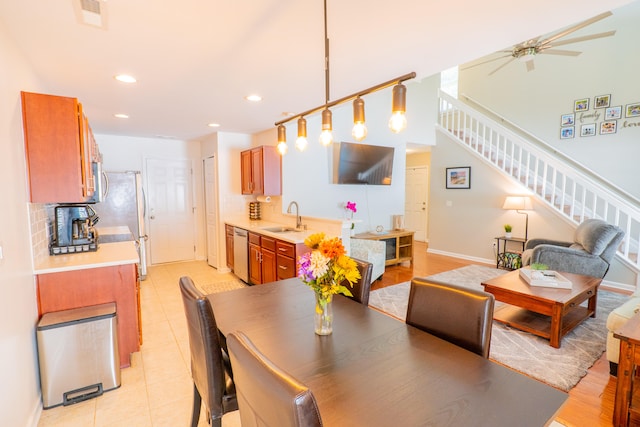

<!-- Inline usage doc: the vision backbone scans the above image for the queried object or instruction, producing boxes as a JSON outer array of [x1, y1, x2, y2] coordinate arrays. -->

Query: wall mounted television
[[333, 141, 395, 185]]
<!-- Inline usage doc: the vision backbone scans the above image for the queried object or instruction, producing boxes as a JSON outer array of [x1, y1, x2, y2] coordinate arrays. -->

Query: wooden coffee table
[[481, 269, 602, 348]]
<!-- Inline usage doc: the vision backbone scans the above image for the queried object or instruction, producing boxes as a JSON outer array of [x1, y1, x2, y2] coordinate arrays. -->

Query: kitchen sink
[[261, 226, 302, 233]]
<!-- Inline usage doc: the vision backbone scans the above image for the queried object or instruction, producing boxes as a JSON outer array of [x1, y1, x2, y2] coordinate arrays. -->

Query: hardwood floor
[[378, 241, 618, 427]]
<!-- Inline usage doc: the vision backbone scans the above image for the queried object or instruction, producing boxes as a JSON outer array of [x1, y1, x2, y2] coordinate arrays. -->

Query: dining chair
[[227, 331, 323, 427], [341, 257, 373, 306], [406, 278, 495, 358], [179, 276, 238, 427]]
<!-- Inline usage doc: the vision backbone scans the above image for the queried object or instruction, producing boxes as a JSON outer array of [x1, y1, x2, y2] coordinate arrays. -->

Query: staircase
[[436, 90, 639, 273]]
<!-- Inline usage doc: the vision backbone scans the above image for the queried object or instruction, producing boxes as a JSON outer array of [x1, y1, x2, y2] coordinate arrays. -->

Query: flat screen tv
[[334, 142, 395, 185]]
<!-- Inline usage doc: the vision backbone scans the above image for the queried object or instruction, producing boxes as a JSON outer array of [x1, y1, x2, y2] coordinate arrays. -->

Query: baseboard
[[27, 395, 43, 427], [426, 248, 495, 266]]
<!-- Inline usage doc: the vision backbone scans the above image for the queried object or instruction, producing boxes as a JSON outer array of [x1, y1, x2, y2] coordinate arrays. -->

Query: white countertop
[[34, 240, 139, 275], [224, 217, 315, 244]]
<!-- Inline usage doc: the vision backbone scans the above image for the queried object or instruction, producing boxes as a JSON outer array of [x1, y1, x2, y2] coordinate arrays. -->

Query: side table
[[613, 312, 640, 426], [495, 236, 526, 270]]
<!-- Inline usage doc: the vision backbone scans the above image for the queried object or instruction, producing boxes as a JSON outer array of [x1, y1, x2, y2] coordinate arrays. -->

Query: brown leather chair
[[340, 257, 373, 306], [406, 278, 495, 358], [227, 331, 323, 427], [179, 276, 238, 427]]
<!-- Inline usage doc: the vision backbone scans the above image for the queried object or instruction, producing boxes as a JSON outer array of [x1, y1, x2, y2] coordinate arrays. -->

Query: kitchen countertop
[[35, 226, 139, 274], [224, 217, 315, 244]]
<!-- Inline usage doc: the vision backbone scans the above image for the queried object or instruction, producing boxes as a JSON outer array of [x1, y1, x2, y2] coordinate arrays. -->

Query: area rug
[[196, 279, 247, 295], [369, 265, 628, 392]]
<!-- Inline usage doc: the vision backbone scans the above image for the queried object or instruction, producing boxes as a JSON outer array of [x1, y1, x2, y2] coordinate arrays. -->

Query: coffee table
[[481, 269, 602, 348]]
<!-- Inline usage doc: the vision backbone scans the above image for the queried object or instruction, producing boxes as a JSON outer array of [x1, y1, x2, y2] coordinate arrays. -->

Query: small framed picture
[[580, 123, 596, 137], [574, 98, 589, 112], [594, 94, 611, 109], [561, 113, 575, 126], [600, 121, 617, 135], [560, 126, 575, 139], [445, 166, 471, 189], [605, 106, 622, 120], [626, 103, 640, 118]]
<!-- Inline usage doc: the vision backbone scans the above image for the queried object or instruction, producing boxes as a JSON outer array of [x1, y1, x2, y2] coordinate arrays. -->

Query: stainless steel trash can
[[37, 302, 121, 409]]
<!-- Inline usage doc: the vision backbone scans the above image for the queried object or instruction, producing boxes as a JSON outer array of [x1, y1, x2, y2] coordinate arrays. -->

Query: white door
[[146, 158, 196, 264], [204, 156, 218, 268], [405, 167, 428, 242]]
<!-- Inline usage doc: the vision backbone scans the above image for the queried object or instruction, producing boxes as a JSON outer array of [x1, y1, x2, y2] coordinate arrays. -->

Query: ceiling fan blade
[[526, 60, 535, 72], [542, 30, 616, 48], [537, 11, 613, 46], [538, 48, 582, 56], [488, 57, 517, 76], [461, 54, 512, 71]]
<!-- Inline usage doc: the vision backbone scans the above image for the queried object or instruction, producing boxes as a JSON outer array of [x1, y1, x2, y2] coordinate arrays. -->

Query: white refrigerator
[[94, 171, 148, 279]]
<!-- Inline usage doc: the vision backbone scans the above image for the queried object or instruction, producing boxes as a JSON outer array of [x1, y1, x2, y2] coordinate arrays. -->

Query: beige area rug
[[196, 280, 247, 295], [369, 264, 628, 392]]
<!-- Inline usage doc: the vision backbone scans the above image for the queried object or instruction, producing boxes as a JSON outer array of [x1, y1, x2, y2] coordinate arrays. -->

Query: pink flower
[[345, 201, 357, 213]]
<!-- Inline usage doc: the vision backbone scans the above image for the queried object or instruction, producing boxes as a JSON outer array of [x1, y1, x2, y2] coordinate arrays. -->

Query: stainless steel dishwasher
[[233, 227, 249, 283]]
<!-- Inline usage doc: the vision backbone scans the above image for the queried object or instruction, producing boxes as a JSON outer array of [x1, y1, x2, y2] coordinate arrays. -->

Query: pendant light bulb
[[276, 124, 288, 155], [319, 108, 333, 146], [389, 83, 407, 133], [352, 97, 367, 141], [295, 117, 308, 152]]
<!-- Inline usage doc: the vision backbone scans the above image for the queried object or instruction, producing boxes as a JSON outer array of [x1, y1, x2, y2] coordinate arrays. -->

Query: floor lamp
[[502, 196, 533, 240]]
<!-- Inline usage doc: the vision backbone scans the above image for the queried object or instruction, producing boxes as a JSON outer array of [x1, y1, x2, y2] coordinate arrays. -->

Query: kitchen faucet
[[286, 201, 303, 230]]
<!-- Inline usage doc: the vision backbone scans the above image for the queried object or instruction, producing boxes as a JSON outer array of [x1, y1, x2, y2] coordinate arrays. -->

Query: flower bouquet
[[297, 232, 361, 334]]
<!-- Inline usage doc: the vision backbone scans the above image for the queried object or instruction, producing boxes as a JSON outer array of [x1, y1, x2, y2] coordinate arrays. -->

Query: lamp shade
[[502, 196, 533, 210]]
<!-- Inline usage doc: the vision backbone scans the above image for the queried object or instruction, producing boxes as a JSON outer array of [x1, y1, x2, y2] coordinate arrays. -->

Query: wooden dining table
[[208, 278, 567, 426]]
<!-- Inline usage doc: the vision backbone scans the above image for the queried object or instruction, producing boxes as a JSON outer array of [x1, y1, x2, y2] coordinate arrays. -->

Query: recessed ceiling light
[[208, 123, 221, 128], [114, 74, 137, 83], [114, 113, 129, 119], [245, 94, 262, 102]]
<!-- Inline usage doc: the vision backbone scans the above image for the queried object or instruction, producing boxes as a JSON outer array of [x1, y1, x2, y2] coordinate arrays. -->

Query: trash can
[[36, 302, 121, 409]]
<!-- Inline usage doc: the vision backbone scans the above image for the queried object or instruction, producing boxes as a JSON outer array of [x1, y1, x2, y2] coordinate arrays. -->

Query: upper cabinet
[[21, 91, 99, 203], [241, 145, 281, 195]]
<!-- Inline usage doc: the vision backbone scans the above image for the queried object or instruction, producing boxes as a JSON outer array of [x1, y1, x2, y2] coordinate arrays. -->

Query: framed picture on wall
[[580, 123, 596, 137], [594, 94, 611, 108], [600, 121, 617, 135], [560, 126, 575, 139], [561, 113, 575, 126], [574, 98, 589, 112], [605, 106, 622, 120], [445, 167, 471, 189], [626, 103, 640, 118]]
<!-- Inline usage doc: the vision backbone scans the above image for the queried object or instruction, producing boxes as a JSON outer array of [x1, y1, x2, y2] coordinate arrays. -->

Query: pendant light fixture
[[295, 117, 308, 151], [277, 124, 288, 155], [388, 83, 407, 133], [273, 0, 415, 155], [352, 97, 367, 141]]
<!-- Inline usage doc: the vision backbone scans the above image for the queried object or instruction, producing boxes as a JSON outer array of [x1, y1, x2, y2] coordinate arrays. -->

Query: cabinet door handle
[[278, 248, 287, 252]]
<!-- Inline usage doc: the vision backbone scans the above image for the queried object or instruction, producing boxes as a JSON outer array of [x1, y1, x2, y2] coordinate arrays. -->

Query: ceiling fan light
[[352, 97, 367, 141], [319, 108, 333, 146]]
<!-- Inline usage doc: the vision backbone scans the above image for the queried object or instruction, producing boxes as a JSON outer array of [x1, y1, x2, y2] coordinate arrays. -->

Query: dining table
[[207, 278, 568, 426]]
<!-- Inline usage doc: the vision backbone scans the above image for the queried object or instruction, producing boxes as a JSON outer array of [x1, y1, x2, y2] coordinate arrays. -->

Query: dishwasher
[[233, 227, 249, 283]]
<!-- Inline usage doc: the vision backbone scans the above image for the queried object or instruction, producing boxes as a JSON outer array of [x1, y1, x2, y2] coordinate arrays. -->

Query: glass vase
[[314, 293, 333, 335]]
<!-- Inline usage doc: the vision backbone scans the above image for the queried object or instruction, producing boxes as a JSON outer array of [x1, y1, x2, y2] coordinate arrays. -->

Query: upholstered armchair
[[350, 238, 385, 281], [521, 219, 624, 279]]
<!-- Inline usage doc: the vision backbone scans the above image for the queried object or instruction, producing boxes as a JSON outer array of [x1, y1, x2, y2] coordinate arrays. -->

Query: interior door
[[204, 156, 218, 268], [405, 166, 428, 242], [146, 158, 196, 264]]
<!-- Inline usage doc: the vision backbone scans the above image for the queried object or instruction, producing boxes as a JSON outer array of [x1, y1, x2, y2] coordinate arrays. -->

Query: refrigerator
[[94, 171, 148, 279]]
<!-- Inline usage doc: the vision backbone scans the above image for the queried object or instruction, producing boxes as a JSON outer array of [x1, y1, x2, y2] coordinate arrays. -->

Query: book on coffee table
[[519, 268, 573, 289]]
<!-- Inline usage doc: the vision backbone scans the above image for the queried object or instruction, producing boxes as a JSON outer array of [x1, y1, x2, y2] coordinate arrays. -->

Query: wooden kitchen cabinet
[[241, 145, 281, 195], [225, 224, 234, 269], [36, 264, 140, 368], [248, 232, 277, 285], [21, 91, 98, 203]]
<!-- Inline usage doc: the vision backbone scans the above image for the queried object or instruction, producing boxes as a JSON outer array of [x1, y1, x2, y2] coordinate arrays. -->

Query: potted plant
[[504, 224, 513, 238]]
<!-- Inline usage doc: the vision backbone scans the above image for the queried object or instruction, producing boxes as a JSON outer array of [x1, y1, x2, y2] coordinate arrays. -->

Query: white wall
[[0, 24, 45, 427]]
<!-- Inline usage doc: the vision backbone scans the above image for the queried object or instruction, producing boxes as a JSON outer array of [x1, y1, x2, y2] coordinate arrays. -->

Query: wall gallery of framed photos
[[559, 93, 640, 140]]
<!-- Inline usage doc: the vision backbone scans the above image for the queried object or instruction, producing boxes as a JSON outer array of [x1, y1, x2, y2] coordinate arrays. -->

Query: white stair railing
[[437, 90, 640, 271]]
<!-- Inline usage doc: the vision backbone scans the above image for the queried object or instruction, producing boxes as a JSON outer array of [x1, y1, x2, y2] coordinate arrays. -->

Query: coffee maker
[[50, 205, 99, 255]]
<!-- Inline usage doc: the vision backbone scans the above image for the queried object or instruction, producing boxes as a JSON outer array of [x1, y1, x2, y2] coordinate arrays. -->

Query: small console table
[[352, 230, 414, 266], [614, 312, 640, 426], [495, 236, 526, 270]]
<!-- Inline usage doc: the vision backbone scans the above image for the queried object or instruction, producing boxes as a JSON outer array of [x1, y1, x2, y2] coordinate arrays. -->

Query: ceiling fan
[[466, 11, 616, 76]]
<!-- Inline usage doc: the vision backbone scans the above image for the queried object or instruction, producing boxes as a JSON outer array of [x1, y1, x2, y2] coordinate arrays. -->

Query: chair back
[[406, 278, 495, 358], [573, 218, 625, 262], [179, 276, 236, 423], [342, 258, 373, 306], [227, 331, 323, 427]]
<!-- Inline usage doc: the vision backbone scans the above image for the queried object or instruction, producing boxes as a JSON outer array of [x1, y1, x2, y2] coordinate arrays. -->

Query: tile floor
[[37, 261, 241, 427]]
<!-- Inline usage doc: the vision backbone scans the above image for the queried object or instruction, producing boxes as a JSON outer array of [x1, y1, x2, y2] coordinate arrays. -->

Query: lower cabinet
[[36, 264, 140, 368], [225, 224, 234, 269], [249, 232, 277, 285]]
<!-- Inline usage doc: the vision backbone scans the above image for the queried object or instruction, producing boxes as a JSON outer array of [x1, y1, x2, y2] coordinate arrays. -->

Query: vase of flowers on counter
[[297, 233, 361, 335], [344, 201, 357, 235]]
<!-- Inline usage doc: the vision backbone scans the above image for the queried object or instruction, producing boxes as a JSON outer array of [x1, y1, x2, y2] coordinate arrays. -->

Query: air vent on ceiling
[[73, 0, 108, 29]]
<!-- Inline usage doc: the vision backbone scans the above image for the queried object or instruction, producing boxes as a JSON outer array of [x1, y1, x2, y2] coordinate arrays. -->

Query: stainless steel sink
[[261, 226, 302, 233]]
